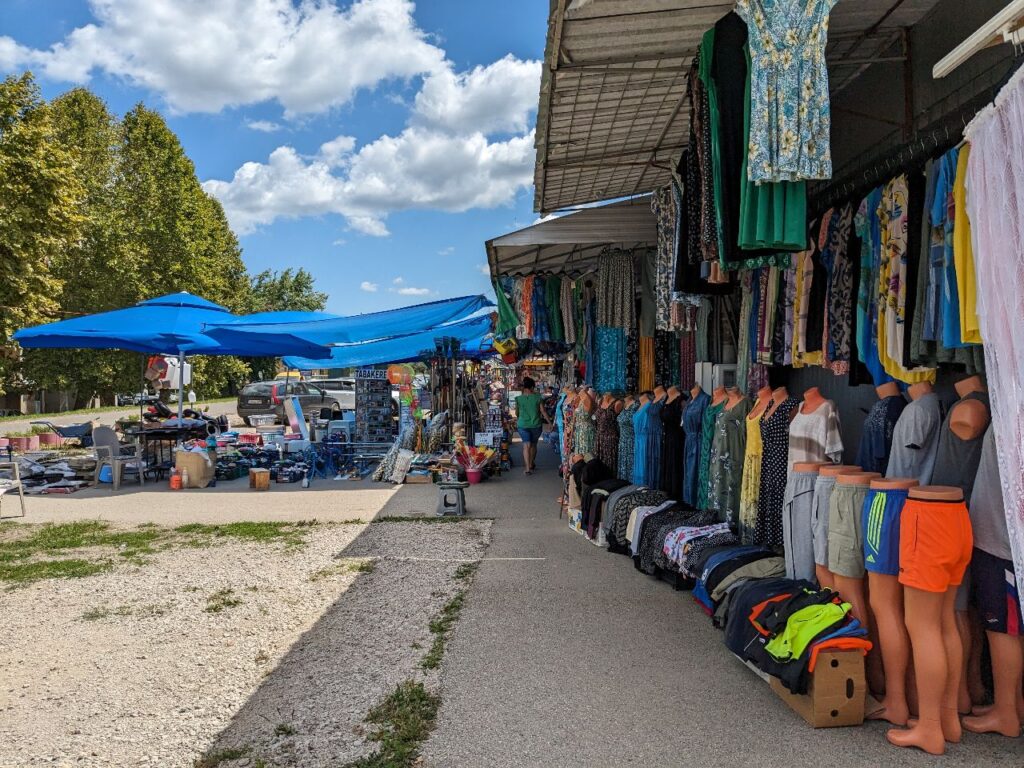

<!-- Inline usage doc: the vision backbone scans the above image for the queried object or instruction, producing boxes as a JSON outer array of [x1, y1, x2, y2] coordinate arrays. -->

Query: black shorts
[[971, 548, 1023, 636]]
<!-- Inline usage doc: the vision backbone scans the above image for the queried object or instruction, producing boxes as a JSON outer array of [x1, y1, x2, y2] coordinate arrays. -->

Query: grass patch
[[194, 746, 251, 767], [0, 558, 110, 585], [345, 681, 440, 768], [421, 592, 466, 670], [274, 723, 296, 737], [82, 602, 173, 621], [373, 515, 487, 524], [309, 558, 376, 581], [453, 562, 479, 580], [204, 588, 242, 614]]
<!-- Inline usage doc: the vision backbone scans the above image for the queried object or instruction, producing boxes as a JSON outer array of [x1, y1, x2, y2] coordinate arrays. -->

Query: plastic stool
[[436, 482, 469, 516]]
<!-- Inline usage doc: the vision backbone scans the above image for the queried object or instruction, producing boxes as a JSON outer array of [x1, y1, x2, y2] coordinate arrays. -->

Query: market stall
[[492, 0, 1024, 754]]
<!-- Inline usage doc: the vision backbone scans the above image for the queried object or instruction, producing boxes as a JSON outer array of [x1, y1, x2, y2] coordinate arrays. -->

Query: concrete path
[[419, 446, 1023, 767]]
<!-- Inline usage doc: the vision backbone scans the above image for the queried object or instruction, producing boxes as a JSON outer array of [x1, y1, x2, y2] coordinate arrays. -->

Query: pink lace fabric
[[965, 66, 1024, 592]]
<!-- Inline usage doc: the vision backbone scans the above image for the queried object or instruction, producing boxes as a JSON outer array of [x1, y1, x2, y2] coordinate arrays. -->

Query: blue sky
[[0, 0, 548, 314]]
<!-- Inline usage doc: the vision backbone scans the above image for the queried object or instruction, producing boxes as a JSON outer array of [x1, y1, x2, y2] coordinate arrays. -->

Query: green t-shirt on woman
[[516, 393, 543, 429]]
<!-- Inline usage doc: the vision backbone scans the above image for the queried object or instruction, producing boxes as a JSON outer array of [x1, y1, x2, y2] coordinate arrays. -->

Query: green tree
[[245, 268, 329, 381], [20, 88, 138, 406], [0, 73, 83, 396]]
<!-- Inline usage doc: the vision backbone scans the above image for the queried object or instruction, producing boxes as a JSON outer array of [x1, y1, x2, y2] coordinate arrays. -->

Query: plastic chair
[[436, 482, 468, 516], [93, 426, 145, 491], [0, 461, 26, 519]]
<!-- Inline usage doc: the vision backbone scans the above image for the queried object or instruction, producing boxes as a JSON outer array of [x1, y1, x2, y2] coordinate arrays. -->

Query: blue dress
[[631, 401, 651, 486], [682, 390, 711, 507], [643, 397, 666, 488]]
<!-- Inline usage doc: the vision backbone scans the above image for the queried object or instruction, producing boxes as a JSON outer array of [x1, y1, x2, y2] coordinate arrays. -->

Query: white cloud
[[246, 119, 284, 133], [438, 246, 454, 256], [1, 0, 446, 115], [392, 277, 404, 285], [360, 281, 378, 292], [395, 286, 430, 296], [413, 55, 541, 134], [476, 263, 491, 276], [204, 128, 535, 236]]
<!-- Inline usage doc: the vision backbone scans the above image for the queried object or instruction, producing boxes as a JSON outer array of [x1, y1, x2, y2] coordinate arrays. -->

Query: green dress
[[697, 399, 726, 510], [708, 398, 753, 525]]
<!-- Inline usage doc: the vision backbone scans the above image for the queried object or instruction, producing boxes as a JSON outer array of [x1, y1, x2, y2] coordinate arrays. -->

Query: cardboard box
[[175, 451, 215, 489], [769, 650, 866, 728]]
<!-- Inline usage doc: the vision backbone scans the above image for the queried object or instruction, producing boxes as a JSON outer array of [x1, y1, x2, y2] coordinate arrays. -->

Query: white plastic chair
[[93, 426, 145, 491], [0, 461, 26, 519]]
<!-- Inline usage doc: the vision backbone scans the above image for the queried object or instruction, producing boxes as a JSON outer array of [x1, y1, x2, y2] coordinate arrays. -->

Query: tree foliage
[[2, 74, 329, 403]]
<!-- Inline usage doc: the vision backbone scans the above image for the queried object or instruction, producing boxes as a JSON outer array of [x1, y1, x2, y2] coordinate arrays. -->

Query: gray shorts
[[812, 475, 837, 567], [783, 471, 818, 582], [828, 482, 870, 579]]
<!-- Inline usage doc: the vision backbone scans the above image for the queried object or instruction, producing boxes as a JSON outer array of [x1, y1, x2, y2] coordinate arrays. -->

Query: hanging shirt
[[952, 144, 982, 344], [856, 395, 907, 474], [786, 400, 843, 469], [736, 0, 837, 183]]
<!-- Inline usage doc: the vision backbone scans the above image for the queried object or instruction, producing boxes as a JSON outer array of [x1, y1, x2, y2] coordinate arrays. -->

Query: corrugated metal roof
[[487, 197, 655, 277], [534, 0, 942, 213]]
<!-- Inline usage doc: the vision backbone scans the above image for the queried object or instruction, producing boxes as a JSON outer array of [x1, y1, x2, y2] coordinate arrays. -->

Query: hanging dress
[[682, 390, 712, 507], [738, 409, 765, 544], [755, 396, 800, 548], [594, 404, 620, 474], [573, 407, 597, 458], [617, 401, 640, 482], [644, 397, 667, 489], [631, 401, 652, 486], [658, 396, 685, 500], [697, 399, 727, 510], [708, 398, 753, 525]]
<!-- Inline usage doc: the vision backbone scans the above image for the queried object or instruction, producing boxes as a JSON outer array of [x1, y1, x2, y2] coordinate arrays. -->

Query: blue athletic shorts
[[862, 488, 908, 576], [518, 426, 542, 445]]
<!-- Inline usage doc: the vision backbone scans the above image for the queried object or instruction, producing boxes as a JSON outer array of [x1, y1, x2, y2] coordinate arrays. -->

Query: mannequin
[[690, 383, 703, 401], [653, 384, 667, 402], [764, 386, 790, 418], [578, 391, 595, 414], [666, 385, 682, 403], [832, 470, 882, 691], [711, 385, 728, 406], [600, 393, 615, 410], [949, 376, 988, 441], [888, 484, 969, 755], [748, 386, 773, 420], [623, 394, 636, 409], [877, 381, 900, 399], [802, 386, 826, 413], [725, 386, 745, 409], [793, 462, 826, 472], [612, 398, 624, 415], [867, 476, 920, 726], [812, 464, 857, 590], [907, 381, 932, 401], [639, 392, 652, 405]]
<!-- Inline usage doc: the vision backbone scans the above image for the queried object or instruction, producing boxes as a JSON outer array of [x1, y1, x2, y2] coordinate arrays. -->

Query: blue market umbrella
[[14, 292, 331, 421], [205, 294, 493, 349], [281, 313, 495, 370]]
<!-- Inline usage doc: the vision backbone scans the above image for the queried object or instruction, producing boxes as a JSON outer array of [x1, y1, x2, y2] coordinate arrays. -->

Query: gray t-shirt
[[885, 392, 941, 485], [969, 428, 1011, 560]]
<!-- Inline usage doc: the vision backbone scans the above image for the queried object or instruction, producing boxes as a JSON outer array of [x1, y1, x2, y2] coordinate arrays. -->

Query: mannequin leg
[[815, 564, 835, 591], [939, 587, 963, 743], [887, 586, 960, 754], [867, 572, 911, 725], [963, 633, 1024, 737], [835, 574, 884, 693], [955, 610, 973, 712]]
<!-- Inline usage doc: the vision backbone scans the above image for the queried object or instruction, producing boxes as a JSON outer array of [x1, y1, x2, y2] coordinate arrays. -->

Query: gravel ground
[[0, 519, 491, 767]]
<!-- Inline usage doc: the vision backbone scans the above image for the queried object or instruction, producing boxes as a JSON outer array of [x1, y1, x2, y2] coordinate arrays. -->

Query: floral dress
[[617, 401, 640, 481], [573, 407, 597, 458], [738, 410, 764, 544], [707, 398, 752, 525], [736, 0, 837, 183], [594, 404, 620, 474]]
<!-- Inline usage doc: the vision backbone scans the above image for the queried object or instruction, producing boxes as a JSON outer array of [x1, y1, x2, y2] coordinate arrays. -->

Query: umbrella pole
[[177, 351, 185, 425], [140, 354, 145, 424]]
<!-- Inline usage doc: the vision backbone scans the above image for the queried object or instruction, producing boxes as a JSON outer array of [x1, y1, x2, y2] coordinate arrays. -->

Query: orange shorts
[[898, 498, 973, 593]]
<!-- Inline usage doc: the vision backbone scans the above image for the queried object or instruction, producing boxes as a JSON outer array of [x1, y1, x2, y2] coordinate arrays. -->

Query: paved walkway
[[415, 447, 1022, 767]]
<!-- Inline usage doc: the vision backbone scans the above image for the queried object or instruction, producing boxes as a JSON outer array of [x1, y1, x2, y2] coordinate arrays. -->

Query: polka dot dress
[[755, 397, 799, 548]]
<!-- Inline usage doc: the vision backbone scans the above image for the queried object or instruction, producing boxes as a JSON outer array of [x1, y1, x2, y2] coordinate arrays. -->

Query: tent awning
[[486, 197, 655, 278], [534, 0, 943, 214]]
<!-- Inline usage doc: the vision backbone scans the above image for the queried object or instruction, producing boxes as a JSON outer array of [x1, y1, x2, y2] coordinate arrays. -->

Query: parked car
[[308, 378, 355, 412], [116, 391, 160, 407], [236, 381, 343, 426]]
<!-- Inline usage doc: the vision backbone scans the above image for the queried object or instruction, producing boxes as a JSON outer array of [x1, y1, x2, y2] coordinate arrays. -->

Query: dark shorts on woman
[[518, 426, 542, 445]]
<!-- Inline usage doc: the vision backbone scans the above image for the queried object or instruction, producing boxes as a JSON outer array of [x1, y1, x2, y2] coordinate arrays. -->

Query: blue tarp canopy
[[282, 313, 494, 370], [13, 293, 330, 358], [205, 294, 492, 348]]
